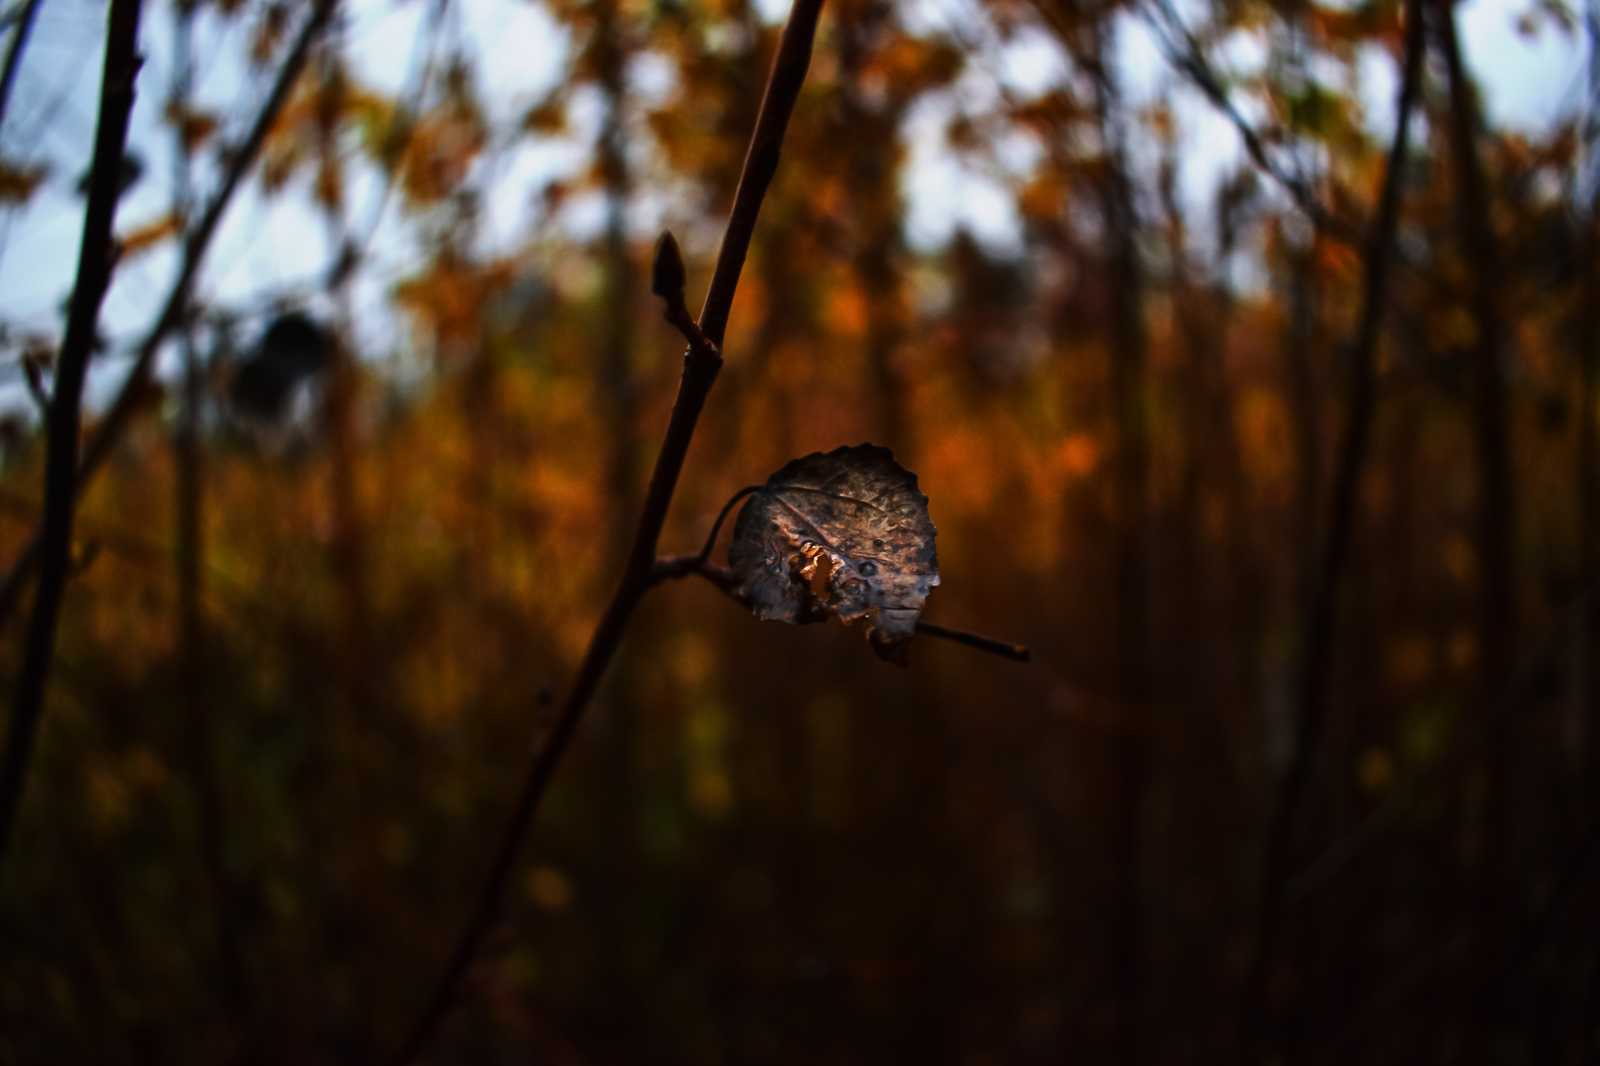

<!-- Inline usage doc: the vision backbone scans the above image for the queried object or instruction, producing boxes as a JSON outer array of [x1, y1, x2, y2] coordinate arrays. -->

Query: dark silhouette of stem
[[1434, 0, 1517, 938], [388, 1, 824, 1059], [651, 549, 1032, 664], [837, 0, 905, 449], [1243, 1, 1425, 1055], [0, 0, 336, 634], [0, 0, 144, 867], [1283, 582, 1595, 908], [911, 621, 1030, 663], [1138, 0, 1363, 247], [693, 483, 760, 560], [1583, 0, 1600, 825], [0, 0, 42, 138], [1076, 11, 1152, 1061]]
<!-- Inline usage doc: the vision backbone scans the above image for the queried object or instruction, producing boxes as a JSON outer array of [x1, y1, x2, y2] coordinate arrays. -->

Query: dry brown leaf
[[118, 212, 183, 257], [728, 444, 939, 666], [0, 158, 48, 205]]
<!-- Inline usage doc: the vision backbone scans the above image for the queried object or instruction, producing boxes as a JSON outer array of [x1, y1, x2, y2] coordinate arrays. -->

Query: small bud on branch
[[651, 230, 718, 362]]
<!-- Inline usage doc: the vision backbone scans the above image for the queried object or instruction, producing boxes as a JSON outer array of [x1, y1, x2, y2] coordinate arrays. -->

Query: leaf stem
[[913, 620, 1030, 663], [696, 484, 762, 562], [653, 555, 1032, 664]]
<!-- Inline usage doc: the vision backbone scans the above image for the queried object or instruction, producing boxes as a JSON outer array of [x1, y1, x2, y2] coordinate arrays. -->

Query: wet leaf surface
[[728, 444, 939, 665]]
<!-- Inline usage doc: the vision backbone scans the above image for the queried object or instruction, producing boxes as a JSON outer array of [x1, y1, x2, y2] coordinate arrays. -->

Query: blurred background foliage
[[0, 0, 1597, 1060]]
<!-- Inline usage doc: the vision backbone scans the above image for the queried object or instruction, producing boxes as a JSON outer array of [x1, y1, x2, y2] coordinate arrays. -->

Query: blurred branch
[[1316, 797, 1600, 1057], [20, 352, 47, 423], [0, 0, 143, 867], [1476, 814, 1600, 1010], [0, 0, 338, 636], [912, 621, 1031, 663], [651, 231, 718, 359], [0, 0, 42, 138], [1434, 0, 1517, 929], [1136, 0, 1363, 247], [388, 1, 825, 1060], [1244, 0, 1426, 1052]]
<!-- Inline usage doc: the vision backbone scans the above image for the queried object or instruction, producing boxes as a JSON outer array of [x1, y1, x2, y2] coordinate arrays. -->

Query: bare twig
[[0, 0, 143, 867], [0, 0, 337, 634], [388, 1, 825, 1060], [652, 546, 1033, 664], [1476, 816, 1600, 1011], [1243, 0, 1426, 1053], [1137, 0, 1363, 247], [0, 0, 43, 138]]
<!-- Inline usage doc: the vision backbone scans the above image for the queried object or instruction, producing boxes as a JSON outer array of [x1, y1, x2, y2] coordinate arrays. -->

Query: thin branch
[[0, 0, 43, 139], [651, 231, 718, 359], [0, 0, 144, 867], [913, 620, 1031, 663], [1313, 813, 1600, 1058], [1136, 0, 1363, 247], [651, 552, 738, 589], [1284, 581, 1598, 905], [1243, 0, 1426, 1052], [20, 352, 47, 422], [387, 1, 825, 1060], [692, 483, 761, 562], [0, 0, 337, 635]]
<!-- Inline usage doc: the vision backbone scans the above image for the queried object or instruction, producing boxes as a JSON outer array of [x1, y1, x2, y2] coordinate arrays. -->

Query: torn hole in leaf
[[727, 444, 939, 666]]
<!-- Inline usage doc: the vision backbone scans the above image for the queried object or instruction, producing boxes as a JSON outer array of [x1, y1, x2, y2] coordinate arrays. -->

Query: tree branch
[[0, 0, 337, 635], [1243, 0, 1426, 1053], [0, 0, 43, 139], [387, 1, 825, 1060], [0, 0, 144, 867]]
